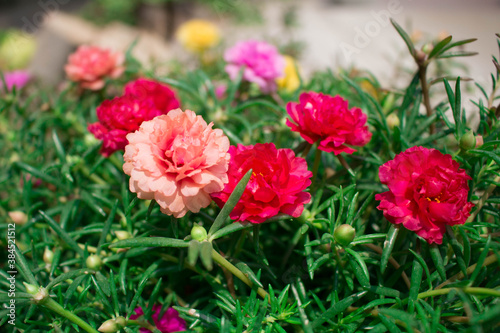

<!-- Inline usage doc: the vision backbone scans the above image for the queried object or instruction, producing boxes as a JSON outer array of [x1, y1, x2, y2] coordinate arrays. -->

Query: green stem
[[311, 149, 322, 185], [77, 164, 107, 186], [127, 319, 156, 331], [211, 249, 269, 301], [337, 154, 355, 178], [417, 62, 434, 135], [42, 298, 99, 333], [418, 287, 500, 299], [467, 174, 500, 223], [436, 254, 498, 289], [301, 143, 312, 158]]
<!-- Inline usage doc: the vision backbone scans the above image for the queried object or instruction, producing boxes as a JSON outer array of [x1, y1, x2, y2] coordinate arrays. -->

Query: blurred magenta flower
[[211, 143, 312, 223], [124, 78, 180, 112], [375, 146, 474, 244], [286, 92, 372, 155], [224, 40, 285, 93], [65, 45, 124, 90], [130, 305, 186, 333], [1, 70, 31, 91], [123, 109, 230, 218]]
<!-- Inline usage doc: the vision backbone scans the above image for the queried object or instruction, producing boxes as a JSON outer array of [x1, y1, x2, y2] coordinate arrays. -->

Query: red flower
[[211, 143, 312, 223], [130, 305, 186, 333], [88, 96, 162, 156], [286, 92, 372, 155], [124, 78, 180, 112], [375, 146, 474, 244]]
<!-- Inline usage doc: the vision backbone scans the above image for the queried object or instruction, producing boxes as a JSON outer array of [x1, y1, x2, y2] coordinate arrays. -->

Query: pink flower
[[130, 305, 186, 333], [375, 146, 474, 244], [1, 70, 30, 91], [211, 143, 312, 223], [286, 92, 372, 155], [124, 78, 180, 112], [64, 45, 124, 90], [224, 40, 285, 93], [123, 109, 230, 218], [88, 95, 163, 156]]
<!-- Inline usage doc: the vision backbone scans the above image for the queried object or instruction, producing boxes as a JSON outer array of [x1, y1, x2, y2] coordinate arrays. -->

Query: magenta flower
[[375, 146, 474, 244], [286, 91, 372, 155], [211, 143, 312, 223], [1, 70, 31, 91], [124, 78, 180, 113], [130, 305, 186, 332], [224, 40, 285, 93]]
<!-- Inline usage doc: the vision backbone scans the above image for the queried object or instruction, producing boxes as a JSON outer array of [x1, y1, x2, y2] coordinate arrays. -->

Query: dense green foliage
[[1, 23, 500, 333]]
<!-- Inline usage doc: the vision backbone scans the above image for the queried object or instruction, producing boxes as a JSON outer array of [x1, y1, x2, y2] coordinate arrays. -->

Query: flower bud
[[386, 113, 400, 129], [296, 209, 312, 224], [23, 282, 38, 295], [114, 316, 126, 327], [33, 287, 48, 303], [114, 230, 131, 240], [459, 130, 476, 151], [475, 135, 483, 147], [8, 211, 27, 225], [191, 225, 207, 241], [43, 247, 54, 264], [86, 254, 103, 270], [334, 224, 356, 247], [415, 50, 427, 64], [421, 43, 434, 54], [98, 319, 120, 333]]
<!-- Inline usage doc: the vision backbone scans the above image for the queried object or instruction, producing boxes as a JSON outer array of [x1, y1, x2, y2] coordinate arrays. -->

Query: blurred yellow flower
[[277, 55, 300, 93], [0, 30, 36, 70], [176, 19, 220, 53]]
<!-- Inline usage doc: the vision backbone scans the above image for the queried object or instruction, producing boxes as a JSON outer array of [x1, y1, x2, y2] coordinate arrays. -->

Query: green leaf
[[40, 210, 84, 257], [199, 241, 213, 271], [188, 240, 201, 266], [469, 149, 500, 167], [95, 271, 111, 297], [408, 249, 433, 291], [235, 263, 263, 289], [14, 161, 65, 189], [127, 261, 160, 317], [429, 244, 446, 281], [109, 237, 190, 249], [428, 35, 452, 59], [390, 19, 416, 57], [345, 248, 370, 287], [210, 221, 253, 240], [208, 169, 252, 236], [380, 225, 399, 274], [470, 236, 491, 284], [446, 226, 467, 277], [51, 129, 66, 162], [14, 245, 38, 286], [46, 268, 95, 291], [311, 291, 367, 328], [437, 51, 478, 59], [98, 200, 118, 252], [408, 259, 423, 313]]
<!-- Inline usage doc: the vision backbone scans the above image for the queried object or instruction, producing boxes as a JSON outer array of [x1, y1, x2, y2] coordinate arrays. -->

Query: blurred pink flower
[[287, 92, 372, 155], [124, 78, 180, 112], [375, 146, 474, 244], [1, 70, 30, 91], [88, 95, 163, 156], [123, 109, 230, 218], [130, 305, 186, 333], [211, 143, 312, 223], [224, 40, 285, 93], [65, 45, 124, 90]]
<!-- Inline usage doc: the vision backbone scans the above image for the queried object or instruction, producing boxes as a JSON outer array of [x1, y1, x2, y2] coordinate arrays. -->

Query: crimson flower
[[375, 146, 474, 244], [211, 143, 312, 223], [286, 91, 372, 154], [130, 305, 186, 333]]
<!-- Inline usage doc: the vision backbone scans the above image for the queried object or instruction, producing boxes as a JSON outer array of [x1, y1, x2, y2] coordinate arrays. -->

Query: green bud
[[386, 113, 400, 130], [86, 254, 103, 270], [459, 130, 476, 151], [23, 282, 38, 295], [114, 316, 126, 327], [334, 224, 356, 247], [114, 230, 131, 240], [421, 42, 434, 54], [98, 319, 119, 333], [191, 224, 207, 241], [296, 209, 312, 224], [43, 247, 54, 264]]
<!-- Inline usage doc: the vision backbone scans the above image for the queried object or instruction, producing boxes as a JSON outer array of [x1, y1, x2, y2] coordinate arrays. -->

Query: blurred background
[[0, 0, 499, 94]]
